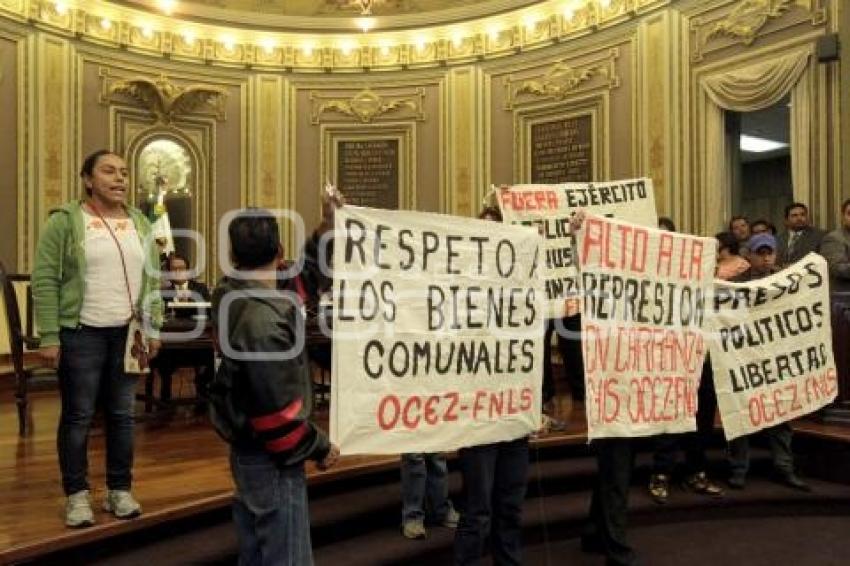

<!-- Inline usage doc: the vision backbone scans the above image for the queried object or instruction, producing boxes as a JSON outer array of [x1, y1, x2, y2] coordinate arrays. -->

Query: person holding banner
[[715, 232, 750, 281], [400, 453, 459, 539], [210, 204, 341, 565], [726, 233, 809, 492], [451, 207, 532, 565], [567, 210, 640, 566], [647, 223, 726, 504]]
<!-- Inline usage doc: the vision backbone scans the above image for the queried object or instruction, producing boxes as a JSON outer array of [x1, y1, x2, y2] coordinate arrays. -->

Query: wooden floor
[[1, 369, 847, 564], [0, 377, 588, 563]]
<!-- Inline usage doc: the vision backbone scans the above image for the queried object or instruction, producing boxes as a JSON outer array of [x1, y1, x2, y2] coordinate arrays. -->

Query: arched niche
[[127, 131, 204, 271]]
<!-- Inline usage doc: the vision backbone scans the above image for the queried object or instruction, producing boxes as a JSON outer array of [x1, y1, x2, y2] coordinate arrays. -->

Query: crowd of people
[[30, 150, 850, 565]]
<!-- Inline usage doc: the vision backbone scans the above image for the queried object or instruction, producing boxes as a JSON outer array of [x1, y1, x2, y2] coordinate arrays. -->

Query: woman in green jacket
[[32, 150, 163, 528]]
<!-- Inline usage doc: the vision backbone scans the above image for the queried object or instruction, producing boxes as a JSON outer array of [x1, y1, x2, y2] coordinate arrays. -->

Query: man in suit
[[161, 253, 210, 311], [820, 198, 850, 293], [778, 202, 825, 266], [153, 253, 213, 409]]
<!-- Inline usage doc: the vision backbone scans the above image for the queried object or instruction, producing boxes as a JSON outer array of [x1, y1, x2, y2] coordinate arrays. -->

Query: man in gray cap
[[727, 232, 810, 491]]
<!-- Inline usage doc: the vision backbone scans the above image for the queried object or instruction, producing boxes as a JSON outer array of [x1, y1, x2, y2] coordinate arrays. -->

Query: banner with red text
[[331, 207, 545, 455], [576, 214, 716, 439], [498, 179, 657, 318], [708, 254, 837, 440]]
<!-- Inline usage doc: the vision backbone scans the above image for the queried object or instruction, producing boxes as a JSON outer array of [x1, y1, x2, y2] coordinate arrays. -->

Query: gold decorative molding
[[514, 63, 605, 99], [705, 0, 793, 46], [0, 0, 673, 72], [503, 49, 620, 110], [99, 72, 228, 125], [689, 0, 826, 62], [309, 88, 425, 124]]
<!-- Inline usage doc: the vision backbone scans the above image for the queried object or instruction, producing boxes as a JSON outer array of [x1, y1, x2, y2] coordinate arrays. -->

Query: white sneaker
[[65, 490, 95, 528], [103, 489, 142, 519]]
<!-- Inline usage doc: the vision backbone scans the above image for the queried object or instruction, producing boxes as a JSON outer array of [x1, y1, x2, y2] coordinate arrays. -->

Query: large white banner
[[575, 214, 716, 439], [709, 254, 838, 440], [331, 207, 545, 455], [498, 179, 658, 318]]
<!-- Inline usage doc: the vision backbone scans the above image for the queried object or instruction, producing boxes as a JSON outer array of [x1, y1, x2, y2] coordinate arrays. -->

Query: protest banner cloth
[[331, 207, 545, 455], [575, 214, 716, 439], [708, 253, 838, 440], [497, 179, 658, 318]]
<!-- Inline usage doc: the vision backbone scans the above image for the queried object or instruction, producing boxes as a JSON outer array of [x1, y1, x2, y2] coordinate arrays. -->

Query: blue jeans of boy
[[230, 445, 313, 566]]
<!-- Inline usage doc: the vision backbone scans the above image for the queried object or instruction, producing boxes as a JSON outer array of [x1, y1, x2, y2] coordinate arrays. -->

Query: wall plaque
[[530, 115, 592, 184], [337, 139, 400, 209]]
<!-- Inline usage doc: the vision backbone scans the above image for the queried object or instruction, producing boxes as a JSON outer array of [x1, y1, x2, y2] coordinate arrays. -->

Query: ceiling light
[[100, 18, 111, 30], [141, 25, 154, 39], [158, 0, 176, 15], [563, 3, 575, 20], [740, 134, 788, 153], [182, 30, 196, 45], [54, 1, 67, 15], [599, 0, 611, 8], [523, 15, 538, 31], [358, 17, 374, 33], [260, 38, 276, 54]]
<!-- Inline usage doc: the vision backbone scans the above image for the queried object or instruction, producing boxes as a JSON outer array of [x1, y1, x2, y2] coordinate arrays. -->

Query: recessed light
[[740, 134, 788, 153]]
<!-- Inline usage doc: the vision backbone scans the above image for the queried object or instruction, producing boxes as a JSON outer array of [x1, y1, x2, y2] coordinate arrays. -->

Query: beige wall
[[0, 0, 844, 279], [0, 34, 18, 271]]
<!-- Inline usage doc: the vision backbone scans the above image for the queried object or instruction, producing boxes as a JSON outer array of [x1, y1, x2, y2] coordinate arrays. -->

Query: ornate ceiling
[[181, 0, 499, 17], [127, 0, 544, 31], [13, 0, 670, 70]]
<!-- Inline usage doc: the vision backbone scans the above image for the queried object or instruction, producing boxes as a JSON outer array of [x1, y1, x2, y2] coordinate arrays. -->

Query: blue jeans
[[454, 437, 529, 566], [230, 445, 313, 566], [57, 325, 135, 495], [728, 422, 794, 480], [401, 453, 452, 524]]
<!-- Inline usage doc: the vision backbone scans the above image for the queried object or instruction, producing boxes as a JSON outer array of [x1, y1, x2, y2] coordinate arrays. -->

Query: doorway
[[727, 97, 792, 231]]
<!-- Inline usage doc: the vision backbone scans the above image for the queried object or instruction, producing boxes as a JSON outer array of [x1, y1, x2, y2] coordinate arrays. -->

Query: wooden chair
[[0, 262, 54, 435]]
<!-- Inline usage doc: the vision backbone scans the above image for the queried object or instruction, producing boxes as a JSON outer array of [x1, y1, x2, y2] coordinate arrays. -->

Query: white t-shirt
[[79, 211, 145, 327]]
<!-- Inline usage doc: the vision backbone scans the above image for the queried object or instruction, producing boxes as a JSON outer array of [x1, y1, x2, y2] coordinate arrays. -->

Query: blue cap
[[749, 233, 777, 252]]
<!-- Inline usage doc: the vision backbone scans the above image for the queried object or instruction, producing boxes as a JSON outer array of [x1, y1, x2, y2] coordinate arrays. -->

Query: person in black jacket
[[211, 204, 340, 565]]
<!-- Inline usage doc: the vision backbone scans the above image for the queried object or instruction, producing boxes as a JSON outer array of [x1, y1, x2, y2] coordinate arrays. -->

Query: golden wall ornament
[[504, 49, 620, 110], [310, 88, 425, 124], [100, 74, 228, 124], [705, 0, 794, 46], [514, 62, 606, 99]]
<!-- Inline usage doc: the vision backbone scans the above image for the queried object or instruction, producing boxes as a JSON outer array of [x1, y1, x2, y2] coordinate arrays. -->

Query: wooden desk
[[141, 317, 214, 413]]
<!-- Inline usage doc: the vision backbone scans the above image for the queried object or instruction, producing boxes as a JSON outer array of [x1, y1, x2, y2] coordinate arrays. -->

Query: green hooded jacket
[[31, 200, 163, 347]]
